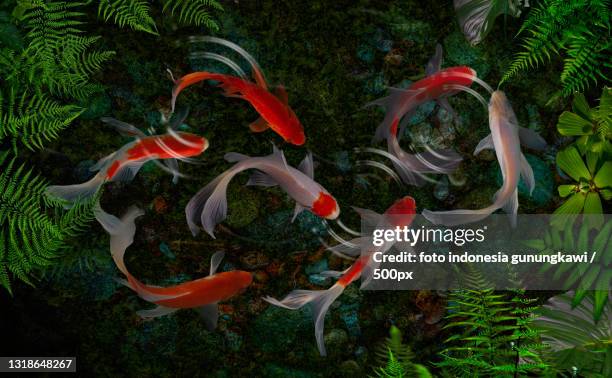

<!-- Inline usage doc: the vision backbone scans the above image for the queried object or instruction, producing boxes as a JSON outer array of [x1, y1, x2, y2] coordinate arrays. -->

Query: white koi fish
[[186, 146, 340, 238], [422, 90, 547, 227]]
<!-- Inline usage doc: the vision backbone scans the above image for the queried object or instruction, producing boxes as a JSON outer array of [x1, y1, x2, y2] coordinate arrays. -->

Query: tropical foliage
[[437, 288, 548, 376], [501, 0, 611, 96], [98, 0, 223, 34], [454, 0, 524, 45], [534, 292, 611, 377], [372, 325, 431, 378], [524, 220, 611, 322]]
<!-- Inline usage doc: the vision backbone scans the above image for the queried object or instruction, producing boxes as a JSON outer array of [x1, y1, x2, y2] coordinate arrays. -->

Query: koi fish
[[368, 44, 477, 143], [422, 90, 547, 227], [95, 205, 252, 327], [46, 117, 208, 204], [263, 196, 417, 356], [186, 145, 339, 238], [170, 36, 305, 146]]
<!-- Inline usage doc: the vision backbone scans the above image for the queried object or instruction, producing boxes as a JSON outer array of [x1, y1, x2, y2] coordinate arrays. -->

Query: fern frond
[[98, 0, 158, 34], [161, 0, 223, 30]]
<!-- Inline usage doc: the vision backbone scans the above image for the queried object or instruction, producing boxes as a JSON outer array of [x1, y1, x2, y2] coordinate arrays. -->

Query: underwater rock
[[324, 329, 349, 357], [73, 160, 96, 182], [493, 154, 553, 206], [443, 31, 490, 79], [434, 176, 450, 201], [249, 305, 314, 354], [333, 151, 352, 173], [226, 185, 261, 229], [224, 330, 243, 352], [296, 210, 328, 238], [364, 72, 386, 95], [253, 270, 269, 283], [152, 196, 168, 214], [376, 39, 393, 53], [354, 346, 368, 365], [308, 273, 332, 286], [305, 259, 329, 275], [356, 44, 375, 64], [239, 251, 269, 269], [340, 360, 361, 375], [158, 242, 175, 260], [339, 303, 361, 337]]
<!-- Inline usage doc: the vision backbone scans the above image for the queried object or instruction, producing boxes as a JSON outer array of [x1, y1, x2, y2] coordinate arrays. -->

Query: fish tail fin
[[263, 283, 345, 356], [185, 168, 241, 238], [94, 204, 144, 277], [422, 206, 498, 227], [45, 173, 105, 206]]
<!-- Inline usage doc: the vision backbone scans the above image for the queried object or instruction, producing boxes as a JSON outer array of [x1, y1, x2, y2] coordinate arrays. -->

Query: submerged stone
[[305, 259, 329, 275], [249, 305, 314, 354], [308, 273, 332, 286]]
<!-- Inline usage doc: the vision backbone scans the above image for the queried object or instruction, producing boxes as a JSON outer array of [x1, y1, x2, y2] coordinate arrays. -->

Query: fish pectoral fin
[[518, 127, 547, 151], [100, 117, 147, 138], [197, 303, 219, 331], [209, 251, 225, 275], [292, 203, 305, 222], [425, 43, 443, 76], [519, 153, 535, 195], [297, 151, 315, 179], [474, 134, 494, 155], [137, 305, 178, 319], [246, 170, 278, 187], [249, 116, 270, 133], [163, 158, 180, 184], [274, 85, 289, 105]]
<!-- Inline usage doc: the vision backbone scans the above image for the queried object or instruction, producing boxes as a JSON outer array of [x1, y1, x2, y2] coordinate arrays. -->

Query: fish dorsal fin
[[474, 133, 494, 155], [352, 206, 384, 227], [197, 303, 219, 331], [209, 251, 225, 276], [292, 203, 305, 222], [297, 152, 314, 179], [271, 145, 291, 173], [101, 117, 147, 138], [274, 85, 289, 105], [425, 43, 443, 76], [249, 116, 270, 133], [247, 170, 278, 187]]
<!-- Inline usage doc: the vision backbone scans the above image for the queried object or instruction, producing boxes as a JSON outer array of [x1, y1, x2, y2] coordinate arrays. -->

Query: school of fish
[[45, 38, 546, 356]]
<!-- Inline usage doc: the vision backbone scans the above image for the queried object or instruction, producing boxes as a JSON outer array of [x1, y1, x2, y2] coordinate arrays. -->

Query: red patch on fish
[[311, 192, 339, 219], [385, 196, 417, 227]]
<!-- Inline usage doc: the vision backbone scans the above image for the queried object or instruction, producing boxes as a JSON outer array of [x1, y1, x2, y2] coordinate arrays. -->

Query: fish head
[[283, 109, 306, 146], [235, 270, 253, 290], [311, 192, 340, 219], [173, 132, 210, 155], [385, 196, 417, 227], [489, 90, 516, 125]]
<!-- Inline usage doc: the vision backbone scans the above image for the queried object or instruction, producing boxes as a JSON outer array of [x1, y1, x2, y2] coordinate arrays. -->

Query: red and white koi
[[170, 36, 305, 145], [365, 44, 483, 186], [45, 118, 208, 204], [186, 145, 339, 238], [422, 90, 547, 227], [263, 196, 417, 356], [95, 206, 252, 326]]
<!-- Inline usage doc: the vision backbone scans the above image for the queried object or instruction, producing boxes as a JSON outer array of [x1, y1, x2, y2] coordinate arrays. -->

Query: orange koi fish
[[264, 196, 417, 355], [186, 146, 339, 238], [46, 117, 208, 204], [95, 206, 252, 327], [170, 36, 305, 145]]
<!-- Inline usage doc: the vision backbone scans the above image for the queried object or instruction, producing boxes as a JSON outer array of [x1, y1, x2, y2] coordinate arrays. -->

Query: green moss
[[226, 184, 261, 228]]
